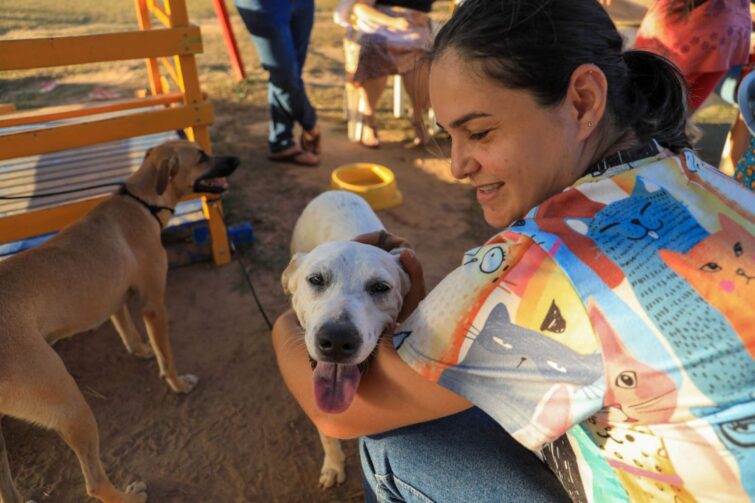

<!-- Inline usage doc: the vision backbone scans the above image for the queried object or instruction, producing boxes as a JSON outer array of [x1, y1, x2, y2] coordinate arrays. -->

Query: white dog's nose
[[316, 321, 361, 362]]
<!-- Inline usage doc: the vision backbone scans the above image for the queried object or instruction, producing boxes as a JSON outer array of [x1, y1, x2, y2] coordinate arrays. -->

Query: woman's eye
[[470, 129, 491, 141], [368, 282, 391, 295], [307, 274, 325, 286]]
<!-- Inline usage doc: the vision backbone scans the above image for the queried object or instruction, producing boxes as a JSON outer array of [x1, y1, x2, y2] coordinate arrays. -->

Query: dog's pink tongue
[[313, 362, 361, 414]]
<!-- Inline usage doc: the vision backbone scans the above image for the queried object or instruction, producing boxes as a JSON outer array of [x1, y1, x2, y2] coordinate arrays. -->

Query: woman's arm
[[272, 309, 472, 439]]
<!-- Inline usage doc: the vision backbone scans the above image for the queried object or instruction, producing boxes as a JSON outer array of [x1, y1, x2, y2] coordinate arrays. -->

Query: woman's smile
[[475, 181, 505, 203]]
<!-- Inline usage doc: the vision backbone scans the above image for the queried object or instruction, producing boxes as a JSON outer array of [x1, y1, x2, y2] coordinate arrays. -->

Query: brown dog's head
[[134, 140, 240, 203]]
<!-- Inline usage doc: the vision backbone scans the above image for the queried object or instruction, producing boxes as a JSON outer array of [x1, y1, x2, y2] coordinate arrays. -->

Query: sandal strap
[[300, 130, 321, 154]]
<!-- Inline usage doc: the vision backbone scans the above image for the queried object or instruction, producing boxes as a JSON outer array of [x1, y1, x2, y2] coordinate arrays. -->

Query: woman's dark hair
[[430, 0, 694, 152]]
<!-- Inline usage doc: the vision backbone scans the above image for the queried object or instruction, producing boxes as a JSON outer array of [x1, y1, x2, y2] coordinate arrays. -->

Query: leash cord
[[0, 182, 126, 199], [215, 199, 274, 330], [230, 238, 274, 331]]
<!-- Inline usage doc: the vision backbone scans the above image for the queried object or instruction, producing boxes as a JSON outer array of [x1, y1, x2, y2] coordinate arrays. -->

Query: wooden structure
[[0, 0, 233, 265], [212, 0, 246, 82]]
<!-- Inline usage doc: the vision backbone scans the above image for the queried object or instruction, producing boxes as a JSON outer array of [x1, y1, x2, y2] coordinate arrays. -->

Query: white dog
[[282, 190, 410, 488]]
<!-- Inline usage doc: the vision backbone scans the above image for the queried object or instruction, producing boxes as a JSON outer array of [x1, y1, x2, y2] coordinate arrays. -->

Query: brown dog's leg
[[5, 345, 147, 503], [58, 402, 147, 503], [0, 418, 24, 503], [141, 300, 197, 394], [110, 304, 153, 359]]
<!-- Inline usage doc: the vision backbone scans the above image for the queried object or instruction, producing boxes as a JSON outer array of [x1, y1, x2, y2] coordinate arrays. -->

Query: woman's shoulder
[[535, 150, 754, 233]]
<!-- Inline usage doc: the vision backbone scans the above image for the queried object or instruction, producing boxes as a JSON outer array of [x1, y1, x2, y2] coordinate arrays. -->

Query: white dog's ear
[[389, 247, 412, 297], [281, 252, 306, 295]]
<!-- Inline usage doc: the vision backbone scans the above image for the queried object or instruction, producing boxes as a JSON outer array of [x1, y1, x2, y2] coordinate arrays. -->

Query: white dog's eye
[[307, 273, 325, 287], [367, 281, 391, 295]]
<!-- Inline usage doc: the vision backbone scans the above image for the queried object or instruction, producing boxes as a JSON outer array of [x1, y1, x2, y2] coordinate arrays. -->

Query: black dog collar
[[118, 185, 175, 229]]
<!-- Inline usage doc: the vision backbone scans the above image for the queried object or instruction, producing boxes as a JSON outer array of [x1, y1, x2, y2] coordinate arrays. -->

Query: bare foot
[[360, 117, 380, 148], [411, 119, 432, 146]]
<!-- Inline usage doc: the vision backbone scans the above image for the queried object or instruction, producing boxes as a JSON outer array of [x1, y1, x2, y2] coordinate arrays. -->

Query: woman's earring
[[588, 121, 593, 127]]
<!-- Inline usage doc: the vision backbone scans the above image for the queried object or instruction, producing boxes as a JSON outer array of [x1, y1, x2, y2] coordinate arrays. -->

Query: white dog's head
[[282, 241, 411, 413]]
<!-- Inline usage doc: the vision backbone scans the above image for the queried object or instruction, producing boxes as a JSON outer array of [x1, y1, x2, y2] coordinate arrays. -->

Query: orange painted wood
[[0, 103, 214, 161], [0, 27, 202, 71], [0, 93, 184, 128]]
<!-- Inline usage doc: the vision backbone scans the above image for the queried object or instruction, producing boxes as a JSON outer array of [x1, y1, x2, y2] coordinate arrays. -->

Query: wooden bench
[[0, 0, 232, 265]]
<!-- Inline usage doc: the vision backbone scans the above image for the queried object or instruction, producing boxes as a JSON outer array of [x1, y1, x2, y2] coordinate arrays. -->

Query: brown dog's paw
[[168, 374, 199, 394], [131, 343, 154, 359], [124, 481, 147, 502]]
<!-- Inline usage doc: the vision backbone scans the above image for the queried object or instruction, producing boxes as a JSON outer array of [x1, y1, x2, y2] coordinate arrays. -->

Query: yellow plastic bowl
[[331, 163, 403, 210]]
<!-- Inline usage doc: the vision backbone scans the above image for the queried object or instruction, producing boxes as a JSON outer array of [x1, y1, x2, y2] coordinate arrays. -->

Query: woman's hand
[[353, 230, 426, 322]]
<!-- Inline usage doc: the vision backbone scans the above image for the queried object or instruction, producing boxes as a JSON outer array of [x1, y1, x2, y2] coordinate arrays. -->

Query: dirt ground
[[0, 1, 735, 501]]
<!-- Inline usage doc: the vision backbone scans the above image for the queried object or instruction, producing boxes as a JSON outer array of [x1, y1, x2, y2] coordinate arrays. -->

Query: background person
[[633, 0, 751, 111], [344, 0, 436, 147], [236, 0, 322, 166]]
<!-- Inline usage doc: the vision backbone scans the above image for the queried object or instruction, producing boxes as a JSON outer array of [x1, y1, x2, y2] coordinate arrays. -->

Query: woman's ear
[[567, 63, 608, 141]]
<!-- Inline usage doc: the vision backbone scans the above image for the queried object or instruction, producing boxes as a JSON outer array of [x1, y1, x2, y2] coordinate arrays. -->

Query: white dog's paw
[[131, 343, 154, 359], [168, 374, 199, 394], [319, 464, 346, 489], [125, 480, 148, 502]]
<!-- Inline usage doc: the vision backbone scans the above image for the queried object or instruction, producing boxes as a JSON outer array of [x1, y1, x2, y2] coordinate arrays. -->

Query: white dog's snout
[[314, 320, 362, 363]]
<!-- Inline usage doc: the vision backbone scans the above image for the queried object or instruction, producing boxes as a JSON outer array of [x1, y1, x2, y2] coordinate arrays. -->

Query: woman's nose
[[450, 144, 475, 180]]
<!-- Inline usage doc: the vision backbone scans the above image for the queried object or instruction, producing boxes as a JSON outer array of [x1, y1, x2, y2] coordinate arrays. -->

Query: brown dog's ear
[[155, 155, 179, 195], [281, 253, 306, 295]]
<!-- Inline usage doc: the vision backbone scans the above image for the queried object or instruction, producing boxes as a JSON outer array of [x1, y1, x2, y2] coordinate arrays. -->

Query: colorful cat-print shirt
[[396, 148, 755, 502]]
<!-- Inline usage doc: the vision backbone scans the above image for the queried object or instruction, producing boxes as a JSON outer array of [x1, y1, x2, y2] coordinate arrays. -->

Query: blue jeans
[[360, 408, 570, 502], [235, 0, 317, 153]]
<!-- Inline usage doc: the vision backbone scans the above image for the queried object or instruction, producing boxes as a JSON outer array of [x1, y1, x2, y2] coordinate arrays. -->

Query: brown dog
[[0, 140, 238, 503]]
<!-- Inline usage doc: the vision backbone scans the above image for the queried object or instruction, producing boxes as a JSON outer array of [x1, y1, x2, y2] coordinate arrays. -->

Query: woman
[[236, 0, 321, 166], [346, 0, 435, 147], [633, 0, 751, 111], [274, 0, 755, 500]]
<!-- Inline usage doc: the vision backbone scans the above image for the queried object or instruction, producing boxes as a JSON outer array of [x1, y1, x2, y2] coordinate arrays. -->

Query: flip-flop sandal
[[300, 131, 321, 155], [268, 148, 319, 167]]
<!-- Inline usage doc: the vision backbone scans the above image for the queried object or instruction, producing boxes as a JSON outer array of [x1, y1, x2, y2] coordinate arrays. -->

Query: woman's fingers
[[397, 249, 426, 323], [353, 230, 412, 251], [353, 230, 424, 321]]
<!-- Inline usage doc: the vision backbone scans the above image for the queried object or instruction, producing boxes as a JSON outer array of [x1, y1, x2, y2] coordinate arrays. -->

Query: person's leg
[[401, 60, 431, 146], [360, 407, 570, 503], [289, 0, 317, 135], [288, 0, 319, 153], [357, 76, 389, 147], [687, 70, 728, 112], [235, 0, 317, 163]]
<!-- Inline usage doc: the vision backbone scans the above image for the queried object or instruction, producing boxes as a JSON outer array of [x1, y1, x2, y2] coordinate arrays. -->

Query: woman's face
[[429, 50, 585, 229]]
